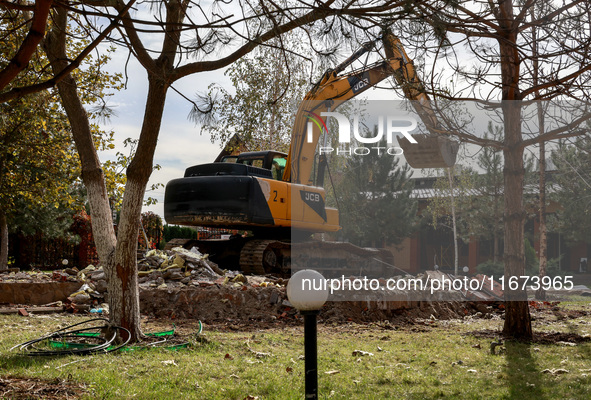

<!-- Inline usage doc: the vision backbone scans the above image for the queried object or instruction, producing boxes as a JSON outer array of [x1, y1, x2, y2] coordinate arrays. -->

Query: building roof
[[409, 173, 559, 200]]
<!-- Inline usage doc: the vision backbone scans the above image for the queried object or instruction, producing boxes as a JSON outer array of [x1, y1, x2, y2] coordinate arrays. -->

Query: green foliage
[[0, 91, 80, 238], [476, 260, 504, 278], [550, 136, 591, 244], [545, 256, 567, 278], [465, 123, 504, 244], [0, 10, 123, 243], [198, 34, 310, 152], [336, 134, 418, 247], [163, 224, 199, 243], [9, 199, 77, 241]]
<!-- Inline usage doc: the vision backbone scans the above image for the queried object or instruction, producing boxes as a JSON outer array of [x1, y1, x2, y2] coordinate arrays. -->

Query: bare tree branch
[[0, 0, 52, 91]]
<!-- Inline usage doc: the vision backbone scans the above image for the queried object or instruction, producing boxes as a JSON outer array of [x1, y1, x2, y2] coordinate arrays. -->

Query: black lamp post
[[302, 309, 320, 399], [287, 269, 328, 400]]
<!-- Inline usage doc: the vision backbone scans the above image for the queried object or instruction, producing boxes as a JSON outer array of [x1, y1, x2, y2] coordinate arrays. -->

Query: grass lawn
[[1, 302, 591, 399]]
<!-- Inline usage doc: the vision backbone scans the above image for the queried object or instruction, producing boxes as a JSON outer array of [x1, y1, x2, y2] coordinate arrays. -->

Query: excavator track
[[164, 237, 394, 278], [290, 241, 395, 278], [239, 240, 290, 275]]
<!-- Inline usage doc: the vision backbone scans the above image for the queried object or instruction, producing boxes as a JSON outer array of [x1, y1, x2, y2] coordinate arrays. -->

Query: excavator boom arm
[[283, 29, 458, 183], [283, 59, 400, 184]]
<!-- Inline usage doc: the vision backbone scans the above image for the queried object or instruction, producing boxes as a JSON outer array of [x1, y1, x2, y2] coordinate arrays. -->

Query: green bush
[[476, 260, 504, 279], [524, 238, 538, 274], [476, 254, 566, 280], [163, 224, 199, 242], [544, 255, 566, 278]]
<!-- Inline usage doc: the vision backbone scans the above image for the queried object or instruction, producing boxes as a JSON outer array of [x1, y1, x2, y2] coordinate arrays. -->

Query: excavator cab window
[[221, 156, 239, 163], [219, 152, 288, 179], [271, 155, 287, 180], [239, 158, 264, 168], [223, 154, 265, 168]]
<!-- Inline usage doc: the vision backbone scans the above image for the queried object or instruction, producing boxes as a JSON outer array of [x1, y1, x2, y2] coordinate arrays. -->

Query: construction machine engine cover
[[164, 163, 276, 228]]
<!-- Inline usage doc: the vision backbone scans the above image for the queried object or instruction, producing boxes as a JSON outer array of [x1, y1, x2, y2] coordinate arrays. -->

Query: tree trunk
[[501, 102, 532, 340], [106, 75, 168, 342], [44, 8, 125, 334], [43, 7, 117, 264], [531, 6, 547, 301], [493, 234, 499, 264], [0, 210, 8, 270], [45, 4, 172, 342], [493, 188, 500, 263], [107, 180, 143, 342], [447, 168, 459, 275], [498, 0, 532, 340], [535, 136, 547, 301]]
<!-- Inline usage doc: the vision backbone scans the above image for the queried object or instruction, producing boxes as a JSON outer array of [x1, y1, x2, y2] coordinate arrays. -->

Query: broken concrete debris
[[137, 247, 224, 285], [64, 247, 283, 312], [0, 270, 78, 283], [4, 245, 586, 324], [3, 254, 505, 321], [0, 269, 82, 305]]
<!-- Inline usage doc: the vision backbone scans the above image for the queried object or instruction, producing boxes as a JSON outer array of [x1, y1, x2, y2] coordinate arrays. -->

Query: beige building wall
[[385, 238, 412, 272]]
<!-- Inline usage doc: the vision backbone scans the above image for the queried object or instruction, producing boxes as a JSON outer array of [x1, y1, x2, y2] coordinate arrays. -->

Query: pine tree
[[338, 134, 417, 248]]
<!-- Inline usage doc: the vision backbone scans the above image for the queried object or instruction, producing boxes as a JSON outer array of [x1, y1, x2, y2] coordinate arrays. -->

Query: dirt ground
[[0, 376, 87, 400]]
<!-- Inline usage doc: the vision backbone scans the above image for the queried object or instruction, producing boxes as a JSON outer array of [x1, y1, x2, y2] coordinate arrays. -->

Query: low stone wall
[[0, 282, 82, 305]]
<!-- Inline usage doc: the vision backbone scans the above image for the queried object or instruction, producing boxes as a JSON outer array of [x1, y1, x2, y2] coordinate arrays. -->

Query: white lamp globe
[[287, 269, 329, 311]]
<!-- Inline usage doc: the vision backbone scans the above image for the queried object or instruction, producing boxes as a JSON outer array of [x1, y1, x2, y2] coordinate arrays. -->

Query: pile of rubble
[[67, 247, 283, 312], [0, 270, 79, 283], [138, 247, 225, 287], [0, 268, 82, 306], [8, 248, 587, 324]]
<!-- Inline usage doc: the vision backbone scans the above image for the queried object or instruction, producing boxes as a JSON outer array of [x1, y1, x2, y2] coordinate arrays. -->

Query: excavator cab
[[219, 151, 288, 181], [220, 151, 286, 169]]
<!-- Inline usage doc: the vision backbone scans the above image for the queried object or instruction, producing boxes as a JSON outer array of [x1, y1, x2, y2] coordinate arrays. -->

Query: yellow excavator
[[164, 29, 459, 274]]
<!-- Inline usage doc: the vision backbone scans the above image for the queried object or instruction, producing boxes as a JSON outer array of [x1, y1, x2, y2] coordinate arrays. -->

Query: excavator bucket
[[399, 134, 460, 168]]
